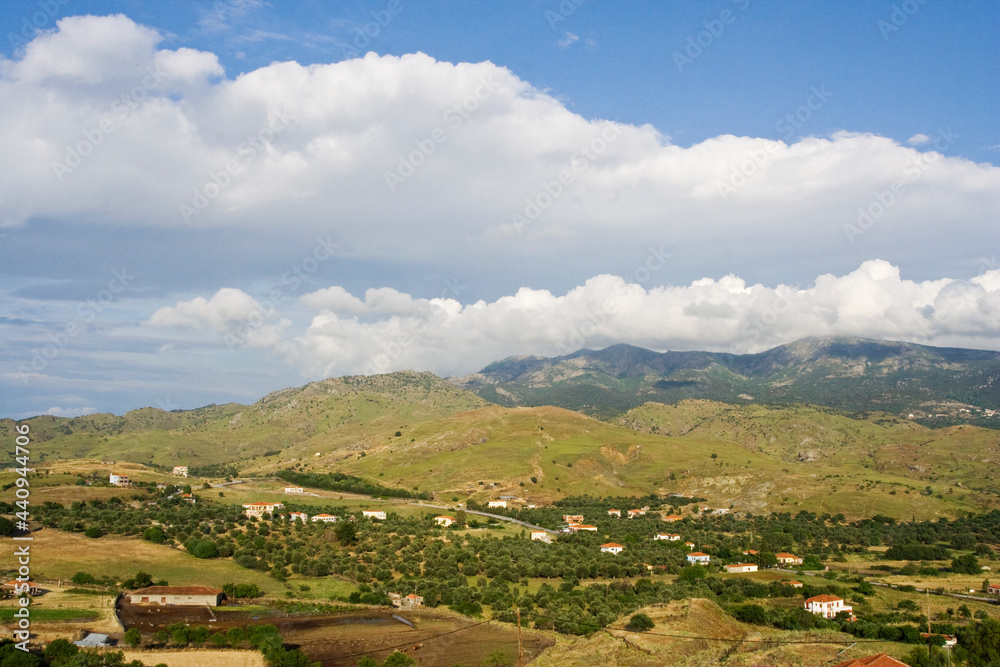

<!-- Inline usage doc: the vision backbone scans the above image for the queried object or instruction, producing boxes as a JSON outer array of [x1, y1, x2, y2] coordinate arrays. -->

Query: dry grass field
[[120, 649, 266, 667], [0, 528, 285, 595], [529, 598, 900, 667]]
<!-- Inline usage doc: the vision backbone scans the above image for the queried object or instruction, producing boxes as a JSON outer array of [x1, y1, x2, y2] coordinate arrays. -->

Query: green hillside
[[0, 370, 487, 469], [4, 348, 1000, 520], [453, 336, 1000, 425]]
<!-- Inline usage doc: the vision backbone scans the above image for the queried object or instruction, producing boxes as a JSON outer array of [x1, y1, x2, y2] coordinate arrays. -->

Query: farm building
[[607, 509, 621, 517], [725, 563, 758, 573], [242, 502, 283, 519], [171, 466, 188, 477], [3, 581, 44, 596], [776, 552, 803, 565], [804, 594, 853, 619], [434, 516, 455, 527], [311, 514, 338, 523], [363, 510, 387, 520], [129, 586, 224, 606], [74, 633, 111, 648], [109, 473, 130, 486], [288, 512, 308, 522], [389, 593, 424, 609], [530, 531, 551, 543], [600, 543, 625, 554], [662, 514, 684, 522], [562, 514, 584, 523], [487, 500, 507, 508]]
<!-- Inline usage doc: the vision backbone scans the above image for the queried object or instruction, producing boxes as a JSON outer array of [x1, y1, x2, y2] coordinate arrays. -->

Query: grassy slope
[[0, 528, 288, 595], [5, 371, 1000, 519], [254, 402, 999, 519], [0, 371, 487, 469]]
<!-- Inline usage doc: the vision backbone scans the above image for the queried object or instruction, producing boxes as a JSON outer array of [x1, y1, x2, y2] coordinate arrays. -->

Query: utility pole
[[517, 607, 523, 667], [927, 589, 932, 661]]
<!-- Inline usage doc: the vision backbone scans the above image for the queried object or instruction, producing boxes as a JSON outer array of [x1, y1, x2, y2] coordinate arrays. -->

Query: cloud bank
[[145, 260, 1000, 379], [1, 14, 998, 284]]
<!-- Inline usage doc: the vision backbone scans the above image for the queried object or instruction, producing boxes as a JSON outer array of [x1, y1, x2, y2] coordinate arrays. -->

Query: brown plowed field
[[118, 602, 552, 666]]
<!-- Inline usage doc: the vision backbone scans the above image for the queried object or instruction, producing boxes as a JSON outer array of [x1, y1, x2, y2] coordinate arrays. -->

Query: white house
[[686, 552, 711, 565], [109, 473, 130, 487], [530, 530, 551, 543], [562, 514, 584, 523], [600, 542, 625, 554], [288, 512, 308, 522], [607, 509, 621, 517], [725, 563, 758, 573], [487, 500, 507, 509], [284, 487, 304, 494], [804, 594, 853, 619], [434, 516, 455, 527], [627, 509, 645, 518], [662, 514, 685, 522], [171, 466, 188, 477], [311, 513, 338, 523], [243, 502, 284, 519], [363, 510, 387, 520], [776, 552, 803, 565], [654, 533, 681, 541]]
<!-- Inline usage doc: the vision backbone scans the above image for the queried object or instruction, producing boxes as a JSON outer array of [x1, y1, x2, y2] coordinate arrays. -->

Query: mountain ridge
[[452, 335, 1000, 424]]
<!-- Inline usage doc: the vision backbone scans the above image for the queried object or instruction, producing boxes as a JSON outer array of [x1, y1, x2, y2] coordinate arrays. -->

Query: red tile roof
[[131, 586, 222, 596], [601, 543, 624, 548], [806, 594, 843, 604]]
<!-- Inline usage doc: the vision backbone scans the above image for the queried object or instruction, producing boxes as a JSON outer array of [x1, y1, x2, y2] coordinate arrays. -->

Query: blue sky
[[1, 1, 998, 417]]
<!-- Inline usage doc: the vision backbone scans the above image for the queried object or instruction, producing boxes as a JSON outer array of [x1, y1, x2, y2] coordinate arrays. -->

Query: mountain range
[[4, 336, 1000, 518], [453, 336, 1000, 424]]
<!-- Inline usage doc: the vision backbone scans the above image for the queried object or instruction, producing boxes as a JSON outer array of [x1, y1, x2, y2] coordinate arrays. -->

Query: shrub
[[627, 613, 655, 632]]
